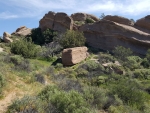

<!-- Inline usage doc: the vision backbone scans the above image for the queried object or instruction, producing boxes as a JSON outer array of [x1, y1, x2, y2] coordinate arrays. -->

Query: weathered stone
[[39, 12, 73, 32], [62, 47, 88, 66], [103, 15, 134, 26], [12, 26, 31, 36], [3, 32, 13, 43], [135, 15, 150, 31], [71, 12, 99, 22], [79, 20, 150, 56]]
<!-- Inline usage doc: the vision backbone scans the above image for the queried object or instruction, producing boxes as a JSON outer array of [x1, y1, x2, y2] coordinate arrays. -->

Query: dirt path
[[0, 92, 17, 112], [0, 47, 3, 52], [0, 77, 26, 113]]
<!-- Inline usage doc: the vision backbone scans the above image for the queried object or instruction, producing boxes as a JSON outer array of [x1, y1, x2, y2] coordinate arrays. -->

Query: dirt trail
[[0, 47, 3, 52], [0, 77, 26, 113], [0, 92, 17, 112]]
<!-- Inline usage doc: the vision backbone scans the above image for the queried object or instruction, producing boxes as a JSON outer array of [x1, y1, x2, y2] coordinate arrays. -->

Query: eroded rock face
[[71, 12, 99, 21], [103, 15, 134, 26], [135, 15, 150, 31], [12, 26, 31, 36], [79, 20, 150, 56], [3, 32, 13, 43], [62, 47, 88, 66], [39, 11, 73, 32]]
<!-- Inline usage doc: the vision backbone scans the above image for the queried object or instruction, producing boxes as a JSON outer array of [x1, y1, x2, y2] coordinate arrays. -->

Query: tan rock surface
[[3, 32, 13, 43], [12, 26, 31, 36], [103, 15, 134, 26], [79, 20, 150, 55], [39, 11, 73, 32], [62, 47, 88, 66]]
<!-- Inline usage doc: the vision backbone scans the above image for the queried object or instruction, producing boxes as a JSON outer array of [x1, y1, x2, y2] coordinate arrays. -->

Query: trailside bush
[[10, 39, 39, 58], [0, 74, 5, 96], [29, 28, 58, 45], [38, 85, 91, 113], [113, 46, 133, 61], [60, 30, 86, 48]]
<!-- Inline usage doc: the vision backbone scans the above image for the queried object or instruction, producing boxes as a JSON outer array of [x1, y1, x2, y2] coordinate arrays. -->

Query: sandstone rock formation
[[71, 12, 99, 22], [62, 47, 88, 66], [3, 32, 13, 43], [103, 15, 134, 26], [12, 26, 31, 36], [39, 11, 73, 32], [135, 15, 150, 32], [79, 20, 150, 56]]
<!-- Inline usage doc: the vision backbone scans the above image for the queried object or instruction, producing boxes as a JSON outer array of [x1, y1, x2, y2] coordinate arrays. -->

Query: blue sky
[[0, 0, 150, 37]]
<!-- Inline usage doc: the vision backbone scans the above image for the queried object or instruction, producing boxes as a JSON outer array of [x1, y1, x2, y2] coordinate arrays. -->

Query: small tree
[[60, 30, 86, 48], [113, 46, 133, 61]]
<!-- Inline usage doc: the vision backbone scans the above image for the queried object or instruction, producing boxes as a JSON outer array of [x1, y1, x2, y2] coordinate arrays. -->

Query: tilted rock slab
[[12, 26, 31, 36], [103, 15, 134, 26], [39, 11, 73, 32], [79, 20, 150, 56], [62, 47, 88, 66], [3, 32, 13, 43], [71, 12, 100, 22]]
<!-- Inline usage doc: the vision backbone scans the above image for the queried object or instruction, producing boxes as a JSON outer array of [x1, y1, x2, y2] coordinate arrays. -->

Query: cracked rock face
[[39, 11, 73, 32], [3, 32, 13, 43], [62, 47, 88, 66]]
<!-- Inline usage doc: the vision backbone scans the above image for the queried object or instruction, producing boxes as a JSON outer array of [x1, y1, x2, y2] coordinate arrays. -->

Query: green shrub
[[60, 30, 86, 48], [111, 79, 149, 110], [133, 69, 150, 79], [124, 56, 142, 70], [113, 46, 133, 61], [98, 52, 115, 63], [38, 85, 90, 113], [29, 28, 57, 45], [83, 86, 108, 109], [11, 39, 39, 58], [0, 74, 5, 97], [85, 18, 95, 23]]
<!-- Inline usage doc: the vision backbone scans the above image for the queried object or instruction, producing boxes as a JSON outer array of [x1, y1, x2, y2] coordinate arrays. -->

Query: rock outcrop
[[3, 32, 13, 43], [62, 47, 88, 66], [79, 20, 150, 56], [71, 12, 99, 21], [39, 11, 73, 32], [12, 26, 31, 36], [103, 15, 134, 26], [135, 15, 150, 31]]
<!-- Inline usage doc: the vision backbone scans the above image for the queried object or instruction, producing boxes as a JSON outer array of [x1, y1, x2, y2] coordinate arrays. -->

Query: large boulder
[[62, 47, 88, 66], [71, 12, 99, 21], [103, 15, 134, 26], [39, 11, 73, 32], [79, 20, 150, 56], [3, 32, 13, 43], [135, 15, 150, 31], [12, 26, 31, 36]]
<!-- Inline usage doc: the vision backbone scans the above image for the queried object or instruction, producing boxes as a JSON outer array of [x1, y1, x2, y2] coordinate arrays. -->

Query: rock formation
[[135, 15, 150, 32], [62, 47, 88, 66], [71, 12, 99, 22], [3, 32, 13, 43], [39, 11, 150, 56], [12, 26, 31, 36], [103, 15, 134, 26], [79, 20, 150, 56], [39, 11, 73, 32]]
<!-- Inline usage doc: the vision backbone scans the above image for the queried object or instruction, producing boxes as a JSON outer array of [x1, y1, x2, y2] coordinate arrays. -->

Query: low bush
[[29, 28, 58, 45], [0, 74, 5, 97], [85, 18, 95, 23], [59, 30, 86, 48], [11, 39, 39, 58], [113, 46, 133, 62]]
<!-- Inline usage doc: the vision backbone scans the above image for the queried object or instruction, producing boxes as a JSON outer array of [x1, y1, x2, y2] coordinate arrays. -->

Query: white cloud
[[0, 0, 150, 19], [0, 11, 18, 19]]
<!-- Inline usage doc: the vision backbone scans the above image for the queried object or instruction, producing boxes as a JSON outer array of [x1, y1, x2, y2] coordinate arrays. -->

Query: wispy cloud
[[0, 11, 18, 19], [0, 0, 150, 19]]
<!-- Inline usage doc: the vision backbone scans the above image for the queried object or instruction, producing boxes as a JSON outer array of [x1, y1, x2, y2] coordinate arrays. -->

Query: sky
[[0, 0, 150, 37]]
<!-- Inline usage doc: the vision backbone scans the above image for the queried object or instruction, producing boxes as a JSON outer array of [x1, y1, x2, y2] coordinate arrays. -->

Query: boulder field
[[39, 11, 150, 56]]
